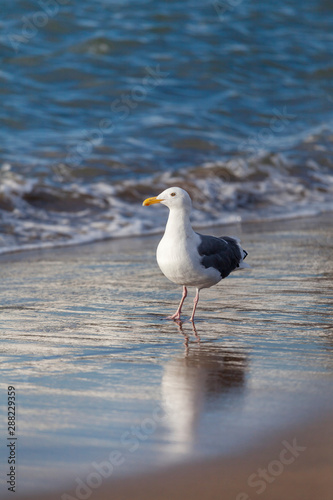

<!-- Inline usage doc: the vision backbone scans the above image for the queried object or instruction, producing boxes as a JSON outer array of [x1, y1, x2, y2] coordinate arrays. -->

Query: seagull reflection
[[161, 321, 247, 455], [176, 320, 201, 355]]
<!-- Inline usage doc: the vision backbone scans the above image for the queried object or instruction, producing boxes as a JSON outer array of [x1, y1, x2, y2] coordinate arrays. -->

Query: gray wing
[[197, 234, 247, 279]]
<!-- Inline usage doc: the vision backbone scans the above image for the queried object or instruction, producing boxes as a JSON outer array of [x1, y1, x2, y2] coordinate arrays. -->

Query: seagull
[[142, 187, 250, 322]]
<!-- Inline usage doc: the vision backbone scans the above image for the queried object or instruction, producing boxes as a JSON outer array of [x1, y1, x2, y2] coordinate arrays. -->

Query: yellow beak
[[142, 196, 163, 206]]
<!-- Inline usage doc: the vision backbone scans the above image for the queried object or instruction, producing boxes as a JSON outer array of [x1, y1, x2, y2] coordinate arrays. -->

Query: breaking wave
[[1, 133, 333, 255]]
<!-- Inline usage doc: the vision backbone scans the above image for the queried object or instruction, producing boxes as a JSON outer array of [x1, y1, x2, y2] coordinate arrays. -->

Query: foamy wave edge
[[1, 150, 333, 255]]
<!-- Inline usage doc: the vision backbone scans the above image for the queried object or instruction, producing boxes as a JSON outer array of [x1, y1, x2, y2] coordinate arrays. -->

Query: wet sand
[[1, 213, 333, 499], [19, 412, 333, 500]]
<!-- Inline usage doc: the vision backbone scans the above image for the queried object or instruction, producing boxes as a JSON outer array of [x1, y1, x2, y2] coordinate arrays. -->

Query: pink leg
[[190, 288, 200, 323], [166, 286, 187, 320]]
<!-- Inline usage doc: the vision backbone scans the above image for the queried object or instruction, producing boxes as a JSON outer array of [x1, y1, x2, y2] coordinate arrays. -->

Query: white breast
[[156, 232, 221, 289]]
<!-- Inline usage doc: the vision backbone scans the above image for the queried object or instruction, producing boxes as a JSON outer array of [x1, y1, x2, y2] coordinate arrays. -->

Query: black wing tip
[[243, 249, 248, 259]]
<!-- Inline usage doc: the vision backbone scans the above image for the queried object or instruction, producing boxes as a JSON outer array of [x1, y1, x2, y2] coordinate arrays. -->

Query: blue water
[[1, 0, 333, 252]]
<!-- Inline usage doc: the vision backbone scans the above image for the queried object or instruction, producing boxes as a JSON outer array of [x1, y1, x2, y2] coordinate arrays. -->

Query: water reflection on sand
[[161, 321, 247, 456], [0, 215, 333, 494]]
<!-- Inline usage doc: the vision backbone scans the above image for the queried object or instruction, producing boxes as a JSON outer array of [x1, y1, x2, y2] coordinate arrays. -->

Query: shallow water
[[0, 215, 332, 494], [1, 0, 333, 252]]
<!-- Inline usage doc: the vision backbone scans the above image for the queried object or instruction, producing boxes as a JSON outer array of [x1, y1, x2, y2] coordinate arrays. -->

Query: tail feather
[[234, 240, 250, 270], [239, 260, 251, 269]]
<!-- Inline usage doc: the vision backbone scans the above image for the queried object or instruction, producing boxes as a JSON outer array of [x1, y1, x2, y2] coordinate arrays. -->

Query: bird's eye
[[170, 192, 176, 197]]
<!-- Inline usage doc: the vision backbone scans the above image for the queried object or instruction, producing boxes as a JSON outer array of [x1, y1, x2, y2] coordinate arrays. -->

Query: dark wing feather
[[197, 234, 244, 279]]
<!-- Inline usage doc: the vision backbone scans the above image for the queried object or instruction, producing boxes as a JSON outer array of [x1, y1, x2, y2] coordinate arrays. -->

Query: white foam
[[1, 151, 333, 256]]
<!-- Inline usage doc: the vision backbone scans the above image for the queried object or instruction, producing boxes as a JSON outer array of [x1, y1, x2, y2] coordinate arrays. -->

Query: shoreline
[[1, 208, 333, 259]]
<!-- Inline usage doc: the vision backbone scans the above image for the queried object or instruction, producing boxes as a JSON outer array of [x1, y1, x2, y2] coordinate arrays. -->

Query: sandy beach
[[19, 413, 333, 500], [1, 213, 333, 499]]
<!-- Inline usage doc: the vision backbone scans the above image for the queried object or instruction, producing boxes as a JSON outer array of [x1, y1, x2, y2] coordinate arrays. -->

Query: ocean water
[[1, 0, 333, 253]]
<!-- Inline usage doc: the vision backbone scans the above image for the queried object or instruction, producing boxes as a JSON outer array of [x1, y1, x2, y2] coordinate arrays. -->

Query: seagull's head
[[143, 187, 192, 212]]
